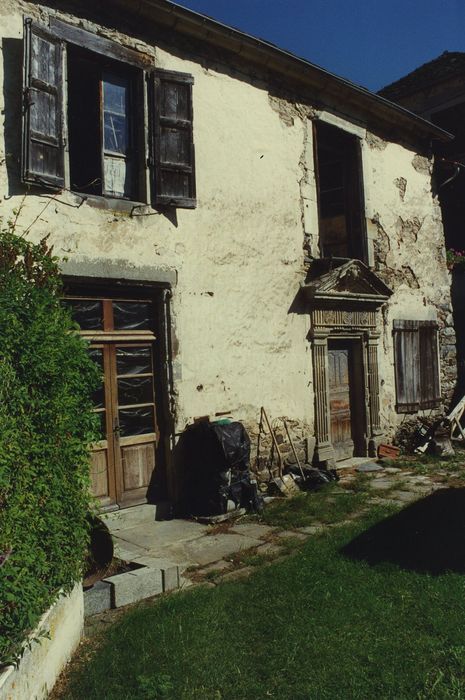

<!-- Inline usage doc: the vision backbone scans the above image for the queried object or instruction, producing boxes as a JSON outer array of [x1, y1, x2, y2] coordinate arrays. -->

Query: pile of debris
[[395, 415, 454, 457], [177, 408, 337, 521], [254, 407, 338, 496]]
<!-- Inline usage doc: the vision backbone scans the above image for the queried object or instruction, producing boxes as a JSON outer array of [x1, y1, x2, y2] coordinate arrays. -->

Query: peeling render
[[366, 132, 388, 150], [412, 154, 432, 175], [395, 215, 425, 242], [268, 93, 318, 127], [394, 177, 407, 201]]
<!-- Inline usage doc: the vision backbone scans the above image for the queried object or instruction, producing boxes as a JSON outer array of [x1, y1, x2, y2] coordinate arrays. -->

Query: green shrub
[[0, 216, 99, 665]]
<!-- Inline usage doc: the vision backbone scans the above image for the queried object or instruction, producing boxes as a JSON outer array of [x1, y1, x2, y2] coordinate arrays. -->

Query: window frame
[[393, 319, 441, 414], [22, 17, 197, 209]]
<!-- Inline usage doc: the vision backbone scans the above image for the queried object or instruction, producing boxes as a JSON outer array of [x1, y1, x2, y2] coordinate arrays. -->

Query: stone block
[[305, 436, 316, 461], [219, 566, 254, 583], [200, 560, 234, 574], [370, 479, 395, 490], [83, 580, 112, 617], [183, 533, 263, 566], [161, 566, 180, 592], [255, 542, 283, 556], [298, 525, 324, 535], [104, 566, 163, 608], [276, 530, 308, 541]]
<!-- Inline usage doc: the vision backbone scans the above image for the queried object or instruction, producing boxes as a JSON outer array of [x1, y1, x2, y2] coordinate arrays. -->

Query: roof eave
[[117, 0, 453, 143]]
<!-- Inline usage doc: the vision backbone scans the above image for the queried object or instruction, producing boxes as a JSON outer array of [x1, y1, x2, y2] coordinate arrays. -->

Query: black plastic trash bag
[[176, 421, 262, 516], [286, 464, 339, 491], [211, 421, 251, 471]]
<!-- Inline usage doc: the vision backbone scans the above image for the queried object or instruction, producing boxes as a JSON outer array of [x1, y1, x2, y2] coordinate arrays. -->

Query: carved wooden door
[[328, 343, 354, 460], [65, 297, 159, 509]]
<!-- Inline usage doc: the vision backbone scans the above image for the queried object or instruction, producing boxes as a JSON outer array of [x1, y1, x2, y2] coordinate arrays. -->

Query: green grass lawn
[[258, 478, 372, 529], [59, 503, 465, 700]]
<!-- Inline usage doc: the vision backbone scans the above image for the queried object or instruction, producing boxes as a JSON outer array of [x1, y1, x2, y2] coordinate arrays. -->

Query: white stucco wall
[[0, 585, 83, 700], [0, 0, 455, 449]]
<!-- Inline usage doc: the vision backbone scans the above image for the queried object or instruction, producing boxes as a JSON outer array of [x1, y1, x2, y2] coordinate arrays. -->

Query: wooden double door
[[65, 295, 160, 509], [328, 340, 365, 461]]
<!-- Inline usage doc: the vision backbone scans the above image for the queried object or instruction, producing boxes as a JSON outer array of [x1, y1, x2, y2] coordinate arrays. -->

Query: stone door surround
[[300, 259, 393, 465]]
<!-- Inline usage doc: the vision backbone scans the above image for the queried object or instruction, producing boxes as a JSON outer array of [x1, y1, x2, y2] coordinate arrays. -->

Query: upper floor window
[[314, 121, 366, 261], [22, 18, 196, 208]]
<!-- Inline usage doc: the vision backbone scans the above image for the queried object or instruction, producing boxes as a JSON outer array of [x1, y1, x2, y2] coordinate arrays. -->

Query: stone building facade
[[380, 53, 465, 397], [0, 0, 456, 509]]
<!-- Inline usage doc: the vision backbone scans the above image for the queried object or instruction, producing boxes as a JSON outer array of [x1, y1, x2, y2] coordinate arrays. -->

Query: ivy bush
[[0, 215, 99, 665]]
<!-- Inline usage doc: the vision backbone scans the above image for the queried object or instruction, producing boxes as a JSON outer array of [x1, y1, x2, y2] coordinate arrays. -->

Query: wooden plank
[[121, 443, 155, 491], [90, 449, 110, 499], [119, 432, 156, 447], [452, 416, 465, 441], [80, 332, 155, 342], [49, 17, 153, 69], [448, 395, 465, 421], [261, 407, 283, 476], [419, 324, 441, 408]]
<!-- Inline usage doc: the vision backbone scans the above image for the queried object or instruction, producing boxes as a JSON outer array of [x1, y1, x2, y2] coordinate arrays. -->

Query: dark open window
[[314, 121, 367, 261], [67, 44, 142, 199], [393, 320, 441, 413], [22, 18, 196, 208]]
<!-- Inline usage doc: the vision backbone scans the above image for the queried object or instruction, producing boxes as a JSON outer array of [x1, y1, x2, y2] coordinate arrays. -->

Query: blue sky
[[173, 0, 465, 92]]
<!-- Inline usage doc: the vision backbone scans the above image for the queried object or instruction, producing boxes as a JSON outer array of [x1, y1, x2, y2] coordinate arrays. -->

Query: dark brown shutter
[[22, 18, 65, 189], [346, 137, 368, 263], [419, 321, 441, 409], [150, 70, 196, 208], [393, 320, 420, 413]]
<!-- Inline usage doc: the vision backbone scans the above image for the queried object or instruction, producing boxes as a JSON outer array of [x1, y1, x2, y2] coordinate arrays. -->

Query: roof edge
[[121, 0, 453, 143]]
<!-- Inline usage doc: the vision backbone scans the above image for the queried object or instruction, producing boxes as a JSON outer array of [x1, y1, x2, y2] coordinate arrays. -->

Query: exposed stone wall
[[364, 140, 456, 429], [244, 417, 312, 481]]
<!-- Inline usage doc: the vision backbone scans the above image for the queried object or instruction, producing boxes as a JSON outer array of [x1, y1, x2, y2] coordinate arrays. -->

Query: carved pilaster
[[312, 333, 335, 463], [366, 334, 382, 456]]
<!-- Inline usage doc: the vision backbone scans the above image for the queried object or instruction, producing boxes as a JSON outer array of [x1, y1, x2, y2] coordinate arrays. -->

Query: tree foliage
[[0, 215, 99, 664]]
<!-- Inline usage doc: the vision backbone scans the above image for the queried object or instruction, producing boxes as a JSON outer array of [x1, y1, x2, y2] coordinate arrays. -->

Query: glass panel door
[[65, 295, 160, 509], [113, 343, 157, 506]]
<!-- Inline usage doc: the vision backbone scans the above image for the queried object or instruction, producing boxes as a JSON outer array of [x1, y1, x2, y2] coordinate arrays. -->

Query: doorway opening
[[327, 339, 366, 461]]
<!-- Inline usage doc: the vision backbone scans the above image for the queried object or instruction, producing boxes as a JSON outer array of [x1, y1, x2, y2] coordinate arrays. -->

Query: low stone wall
[[0, 584, 83, 700]]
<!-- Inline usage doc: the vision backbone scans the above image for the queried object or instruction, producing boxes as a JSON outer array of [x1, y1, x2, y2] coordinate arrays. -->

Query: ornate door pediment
[[301, 259, 392, 310]]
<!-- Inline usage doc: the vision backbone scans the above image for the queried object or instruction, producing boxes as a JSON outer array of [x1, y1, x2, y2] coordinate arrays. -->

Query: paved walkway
[[102, 506, 279, 584], [102, 463, 446, 586]]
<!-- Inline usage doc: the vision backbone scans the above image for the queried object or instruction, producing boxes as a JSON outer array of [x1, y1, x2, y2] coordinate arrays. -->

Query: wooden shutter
[[150, 70, 196, 208], [419, 321, 441, 409], [393, 320, 420, 413], [346, 136, 368, 263], [22, 18, 65, 189]]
